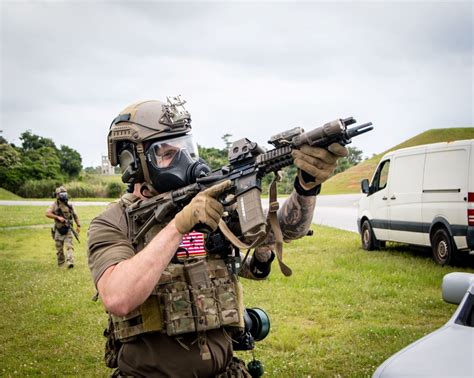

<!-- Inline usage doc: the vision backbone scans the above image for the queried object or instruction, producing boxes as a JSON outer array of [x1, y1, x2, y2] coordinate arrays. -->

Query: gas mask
[[57, 192, 68, 203], [146, 134, 211, 193]]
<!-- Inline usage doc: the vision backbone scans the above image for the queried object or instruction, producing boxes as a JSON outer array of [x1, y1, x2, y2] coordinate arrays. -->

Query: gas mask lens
[[145, 134, 210, 193], [147, 134, 199, 169], [58, 192, 68, 202]]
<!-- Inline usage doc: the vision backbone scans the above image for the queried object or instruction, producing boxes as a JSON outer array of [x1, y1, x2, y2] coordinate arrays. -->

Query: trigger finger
[[203, 180, 232, 198]]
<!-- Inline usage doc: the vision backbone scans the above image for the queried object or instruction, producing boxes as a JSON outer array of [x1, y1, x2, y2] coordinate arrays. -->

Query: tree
[[221, 134, 233, 152], [0, 143, 21, 167], [198, 145, 227, 170], [21, 146, 62, 180], [20, 130, 56, 151], [58, 145, 82, 178], [334, 146, 364, 174], [0, 143, 22, 192]]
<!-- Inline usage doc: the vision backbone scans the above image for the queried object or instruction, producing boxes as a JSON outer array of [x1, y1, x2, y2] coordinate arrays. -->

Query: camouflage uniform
[[88, 189, 316, 377], [47, 201, 79, 267]]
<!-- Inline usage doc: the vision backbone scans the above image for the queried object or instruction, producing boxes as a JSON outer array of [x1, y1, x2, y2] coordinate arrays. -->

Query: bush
[[106, 182, 126, 198], [17, 179, 62, 198], [65, 182, 107, 198]]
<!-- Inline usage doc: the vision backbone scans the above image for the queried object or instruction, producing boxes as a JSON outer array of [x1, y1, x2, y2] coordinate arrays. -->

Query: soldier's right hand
[[174, 180, 232, 234], [57, 216, 66, 223]]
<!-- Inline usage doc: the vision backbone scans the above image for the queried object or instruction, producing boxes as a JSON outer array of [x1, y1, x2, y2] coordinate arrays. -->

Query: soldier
[[46, 186, 81, 268], [87, 97, 347, 377]]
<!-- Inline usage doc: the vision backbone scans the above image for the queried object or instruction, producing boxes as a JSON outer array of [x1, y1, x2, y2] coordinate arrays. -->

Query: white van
[[357, 139, 474, 265]]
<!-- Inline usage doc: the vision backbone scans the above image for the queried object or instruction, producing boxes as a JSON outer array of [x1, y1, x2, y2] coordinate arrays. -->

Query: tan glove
[[174, 180, 232, 234], [291, 143, 348, 190]]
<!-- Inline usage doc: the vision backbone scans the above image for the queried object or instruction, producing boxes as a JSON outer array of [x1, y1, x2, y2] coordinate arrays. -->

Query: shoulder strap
[[267, 174, 292, 276]]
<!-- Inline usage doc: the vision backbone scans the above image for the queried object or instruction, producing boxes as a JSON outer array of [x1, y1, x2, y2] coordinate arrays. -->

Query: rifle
[[66, 219, 80, 243], [126, 117, 373, 249], [57, 205, 80, 243]]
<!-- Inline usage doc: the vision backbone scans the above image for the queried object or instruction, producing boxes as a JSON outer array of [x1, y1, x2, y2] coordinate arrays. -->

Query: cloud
[[1, 1, 472, 166]]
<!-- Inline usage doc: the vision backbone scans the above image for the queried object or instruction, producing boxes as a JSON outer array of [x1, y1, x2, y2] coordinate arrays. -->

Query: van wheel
[[431, 228, 454, 266], [361, 220, 378, 251]]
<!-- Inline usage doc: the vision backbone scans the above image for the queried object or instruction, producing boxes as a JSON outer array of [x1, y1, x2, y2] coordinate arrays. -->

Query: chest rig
[[110, 198, 244, 342]]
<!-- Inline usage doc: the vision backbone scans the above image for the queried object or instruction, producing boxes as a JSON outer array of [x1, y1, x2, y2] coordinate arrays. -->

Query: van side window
[[372, 160, 390, 192]]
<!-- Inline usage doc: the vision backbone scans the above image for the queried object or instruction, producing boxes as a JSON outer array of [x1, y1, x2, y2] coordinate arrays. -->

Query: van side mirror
[[361, 179, 370, 194], [442, 272, 474, 305]]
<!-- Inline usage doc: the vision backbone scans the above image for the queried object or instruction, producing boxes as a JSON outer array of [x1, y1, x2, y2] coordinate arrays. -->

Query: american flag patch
[[176, 232, 207, 260]]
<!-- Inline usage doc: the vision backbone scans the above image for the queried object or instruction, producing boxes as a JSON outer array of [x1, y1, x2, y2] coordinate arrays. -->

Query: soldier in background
[[88, 97, 347, 376], [46, 186, 81, 268]]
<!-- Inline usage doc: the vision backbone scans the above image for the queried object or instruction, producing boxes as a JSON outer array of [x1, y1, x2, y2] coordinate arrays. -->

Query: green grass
[[323, 127, 474, 194], [0, 188, 22, 200], [0, 206, 107, 228], [1, 206, 473, 376]]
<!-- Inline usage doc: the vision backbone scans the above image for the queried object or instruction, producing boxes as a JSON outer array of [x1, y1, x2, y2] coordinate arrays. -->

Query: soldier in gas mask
[[87, 96, 347, 376], [46, 186, 81, 268]]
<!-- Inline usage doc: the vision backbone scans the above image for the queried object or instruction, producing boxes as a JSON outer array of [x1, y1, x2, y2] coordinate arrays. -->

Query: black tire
[[431, 228, 455, 266], [361, 220, 378, 251]]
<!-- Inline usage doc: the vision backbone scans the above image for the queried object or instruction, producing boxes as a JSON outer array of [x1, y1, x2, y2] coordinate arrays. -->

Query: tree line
[[0, 131, 82, 197]]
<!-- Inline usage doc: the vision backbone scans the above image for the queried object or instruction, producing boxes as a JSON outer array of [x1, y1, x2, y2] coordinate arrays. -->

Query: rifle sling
[[218, 221, 266, 251], [268, 174, 292, 277]]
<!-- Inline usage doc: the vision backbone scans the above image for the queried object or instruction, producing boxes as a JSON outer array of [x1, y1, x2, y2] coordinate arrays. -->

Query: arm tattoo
[[262, 189, 316, 245]]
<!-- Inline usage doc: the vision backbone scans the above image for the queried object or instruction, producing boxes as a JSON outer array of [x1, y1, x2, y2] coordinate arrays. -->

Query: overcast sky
[[1, 0, 472, 167]]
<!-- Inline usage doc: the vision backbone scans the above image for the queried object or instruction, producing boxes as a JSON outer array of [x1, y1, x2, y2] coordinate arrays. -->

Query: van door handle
[[390, 195, 396, 200], [382, 196, 388, 200]]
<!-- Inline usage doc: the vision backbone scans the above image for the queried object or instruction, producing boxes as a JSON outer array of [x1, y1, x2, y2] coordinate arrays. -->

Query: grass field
[[1, 205, 473, 376], [0, 206, 107, 228]]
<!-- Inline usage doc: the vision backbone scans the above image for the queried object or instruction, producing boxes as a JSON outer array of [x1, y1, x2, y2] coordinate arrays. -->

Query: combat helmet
[[55, 186, 67, 195], [55, 186, 68, 202], [108, 96, 210, 194]]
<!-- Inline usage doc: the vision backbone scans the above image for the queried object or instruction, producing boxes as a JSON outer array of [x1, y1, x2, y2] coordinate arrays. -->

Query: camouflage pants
[[54, 230, 74, 266]]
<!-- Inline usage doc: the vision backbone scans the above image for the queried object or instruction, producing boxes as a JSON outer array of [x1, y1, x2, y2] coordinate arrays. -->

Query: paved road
[[312, 194, 363, 233], [1, 194, 364, 233]]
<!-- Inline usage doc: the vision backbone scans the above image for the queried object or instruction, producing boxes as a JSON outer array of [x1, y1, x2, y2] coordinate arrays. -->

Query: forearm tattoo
[[264, 189, 316, 245]]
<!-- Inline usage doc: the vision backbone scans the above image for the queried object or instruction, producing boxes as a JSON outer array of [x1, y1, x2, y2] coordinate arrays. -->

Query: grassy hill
[[322, 127, 474, 195], [0, 188, 22, 200]]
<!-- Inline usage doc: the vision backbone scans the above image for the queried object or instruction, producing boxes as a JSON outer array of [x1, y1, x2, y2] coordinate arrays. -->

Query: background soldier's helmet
[[55, 186, 67, 195], [108, 96, 210, 193], [55, 186, 68, 202]]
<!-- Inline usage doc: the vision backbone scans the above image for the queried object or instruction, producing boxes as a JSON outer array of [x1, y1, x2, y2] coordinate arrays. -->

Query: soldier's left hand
[[76, 226, 81, 234], [291, 143, 348, 189]]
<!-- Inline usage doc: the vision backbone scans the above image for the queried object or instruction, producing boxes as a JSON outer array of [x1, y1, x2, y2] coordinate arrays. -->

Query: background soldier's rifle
[[57, 206, 80, 243], [66, 219, 80, 243], [126, 117, 373, 249]]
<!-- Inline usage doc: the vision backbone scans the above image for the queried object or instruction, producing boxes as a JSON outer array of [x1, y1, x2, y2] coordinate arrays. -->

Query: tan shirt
[[87, 194, 233, 376]]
